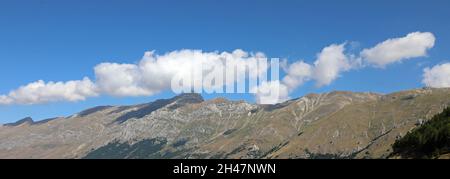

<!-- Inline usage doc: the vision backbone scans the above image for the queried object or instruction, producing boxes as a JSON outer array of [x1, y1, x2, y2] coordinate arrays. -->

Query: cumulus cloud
[[94, 63, 154, 97], [280, 43, 351, 90], [261, 43, 351, 103], [282, 61, 312, 90], [361, 32, 435, 67], [96, 49, 267, 96], [275, 32, 437, 99], [0, 77, 98, 105], [422, 63, 450, 88], [312, 43, 351, 87], [252, 80, 289, 104]]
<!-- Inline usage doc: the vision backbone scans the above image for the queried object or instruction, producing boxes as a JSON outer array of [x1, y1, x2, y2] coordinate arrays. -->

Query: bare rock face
[[0, 89, 449, 159]]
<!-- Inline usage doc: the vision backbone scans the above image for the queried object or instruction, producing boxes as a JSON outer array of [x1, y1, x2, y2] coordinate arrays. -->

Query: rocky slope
[[0, 88, 449, 159]]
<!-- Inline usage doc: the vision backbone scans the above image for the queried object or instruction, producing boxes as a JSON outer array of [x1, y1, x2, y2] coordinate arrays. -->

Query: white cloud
[[94, 63, 154, 96], [0, 95, 13, 105], [280, 43, 351, 92], [253, 80, 289, 104], [268, 43, 351, 104], [312, 43, 351, 87], [422, 63, 450, 88], [282, 61, 312, 90], [361, 32, 435, 67], [273, 32, 436, 103], [0, 77, 98, 105], [95, 49, 267, 96]]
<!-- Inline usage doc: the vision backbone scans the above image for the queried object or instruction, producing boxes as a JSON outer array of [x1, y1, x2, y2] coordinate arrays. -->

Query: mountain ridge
[[2, 90, 379, 125], [1, 88, 449, 159]]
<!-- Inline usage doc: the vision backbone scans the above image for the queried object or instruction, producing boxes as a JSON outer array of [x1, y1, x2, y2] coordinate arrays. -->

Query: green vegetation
[[392, 107, 450, 158]]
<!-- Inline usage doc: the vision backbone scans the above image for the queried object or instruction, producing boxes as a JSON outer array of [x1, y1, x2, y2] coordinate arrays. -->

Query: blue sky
[[1, 0, 450, 123]]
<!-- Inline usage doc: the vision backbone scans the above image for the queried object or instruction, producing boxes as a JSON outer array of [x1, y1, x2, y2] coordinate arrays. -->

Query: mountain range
[[1, 88, 450, 159]]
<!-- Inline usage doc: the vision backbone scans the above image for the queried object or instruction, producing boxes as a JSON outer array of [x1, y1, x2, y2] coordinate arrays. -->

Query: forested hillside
[[392, 107, 450, 158]]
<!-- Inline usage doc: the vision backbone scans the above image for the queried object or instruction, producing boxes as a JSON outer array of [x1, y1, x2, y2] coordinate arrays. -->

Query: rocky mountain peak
[[4, 117, 34, 126], [171, 93, 204, 104]]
